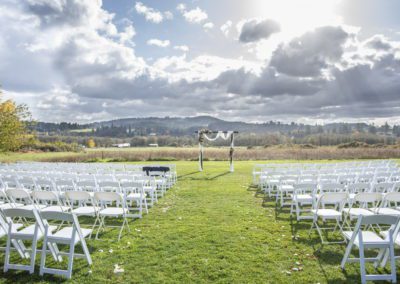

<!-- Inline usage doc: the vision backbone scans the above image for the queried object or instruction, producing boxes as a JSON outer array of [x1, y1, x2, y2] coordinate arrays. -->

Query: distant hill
[[35, 115, 398, 138]]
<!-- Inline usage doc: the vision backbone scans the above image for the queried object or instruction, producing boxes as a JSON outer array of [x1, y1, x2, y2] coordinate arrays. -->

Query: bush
[[21, 141, 82, 152], [337, 141, 370, 149]]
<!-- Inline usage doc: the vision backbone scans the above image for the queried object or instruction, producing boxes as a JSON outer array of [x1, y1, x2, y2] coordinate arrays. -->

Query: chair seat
[[0, 223, 23, 238], [371, 208, 400, 216], [294, 194, 313, 202], [47, 227, 92, 245], [20, 204, 47, 210], [41, 206, 71, 212], [343, 231, 388, 247], [99, 207, 128, 216], [311, 209, 342, 218], [0, 203, 24, 209], [280, 185, 294, 191], [71, 206, 99, 216], [380, 231, 400, 246], [343, 208, 375, 217], [13, 225, 57, 239], [127, 193, 145, 200]]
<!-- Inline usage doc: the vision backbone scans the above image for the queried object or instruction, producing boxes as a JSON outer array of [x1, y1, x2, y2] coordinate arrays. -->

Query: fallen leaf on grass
[[114, 264, 124, 274]]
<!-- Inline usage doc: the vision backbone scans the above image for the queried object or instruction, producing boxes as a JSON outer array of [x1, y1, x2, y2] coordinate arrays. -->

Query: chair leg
[[81, 239, 92, 265], [341, 241, 353, 269], [359, 241, 366, 284], [389, 240, 397, 283], [39, 236, 48, 276], [66, 240, 75, 279], [29, 236, 38, 274], [4, 235, 12, 272]]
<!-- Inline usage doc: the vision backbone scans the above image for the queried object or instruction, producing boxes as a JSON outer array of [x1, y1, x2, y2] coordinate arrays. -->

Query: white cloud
[[203, 22, 214, 30], [119, 25, 136, 45], [147, 38, 170, 48], [177, 6, 208, 24], [220, 20, 232, 37], [135, 2, 163, 23], [164, 11, 173, 20], [174, 45, 189, 52], [176, 3, 186, 12]]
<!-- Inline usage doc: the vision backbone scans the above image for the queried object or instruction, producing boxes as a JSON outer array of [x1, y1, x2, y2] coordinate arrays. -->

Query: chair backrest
[[359, 214, 399, 226], [319, 183, 345, 193], [31, 190, 59, 204], [3, 208, 35, 219], [294, 183, 317, 194], [94, 192, 123, 203], [348, 183, 371, 194], [353, 192, 382, 205], [97, 181, 121, 192], [55, 179, 76, 192], [65, 191, 92, 202], [40, 211, 75, 223], [35, 179, 55, 191], [6, 188, 32, 204], [372, 182, 394, 193], [317, 192, 348, 209], [383, 192, 400, 204], [76, 180, 98, 192]]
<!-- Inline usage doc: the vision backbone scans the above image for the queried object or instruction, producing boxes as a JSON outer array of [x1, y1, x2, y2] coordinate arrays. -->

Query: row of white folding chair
[[262, 172, 399, 196], [2, 181, 148, 218], [310, 192, 400, 242], [291, 183, 400, 221], [0, 208, 92, 278], [1, 189, 131, 241]]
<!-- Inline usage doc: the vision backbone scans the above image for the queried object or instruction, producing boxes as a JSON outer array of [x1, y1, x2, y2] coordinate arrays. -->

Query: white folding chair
[[371, 192, 400, 216], [290, 183, 317, 221], [31, 190, 70, 212], [342, 192, 381, 229], [39, 211, 92, 279], [309, 192, 348, 244], [341, 215, 399, 284], [76, 180, 98, 196], [97, 181, 121, 193], [94, 192, 130, 241], [6, 188, 45, 210], [121, 180, 148, 217], [2, 208, 57, 274]]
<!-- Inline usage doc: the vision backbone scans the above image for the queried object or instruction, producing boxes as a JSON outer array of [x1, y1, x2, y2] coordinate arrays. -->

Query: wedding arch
[[196, 129, 238, 172]]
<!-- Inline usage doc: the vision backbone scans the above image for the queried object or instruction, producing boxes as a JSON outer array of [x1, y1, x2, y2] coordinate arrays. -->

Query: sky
[[1, 0, 400, 125]]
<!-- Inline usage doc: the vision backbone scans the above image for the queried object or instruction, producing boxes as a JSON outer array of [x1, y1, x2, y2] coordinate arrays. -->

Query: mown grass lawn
[[0, 159, 398, 283]]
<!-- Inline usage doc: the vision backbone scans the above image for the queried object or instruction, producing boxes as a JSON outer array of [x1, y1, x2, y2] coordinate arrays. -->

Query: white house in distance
[[112, 143, 131, 148]]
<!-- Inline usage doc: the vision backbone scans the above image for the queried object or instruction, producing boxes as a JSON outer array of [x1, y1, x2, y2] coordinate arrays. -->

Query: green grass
[[0, 159, 397, 283]]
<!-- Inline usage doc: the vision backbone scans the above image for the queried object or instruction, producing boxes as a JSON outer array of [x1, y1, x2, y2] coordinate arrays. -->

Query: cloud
[[177, 6, 208, 24], [147, 38, 170, 47], [364, 35, 392, 51], [135, 2, 163, 23], [203, 22, 214, 30], [164, 11, 173, 20], [238, 19, 280, 43], [174, 45, 189, 52], [270, 26, 350, 77], [220, 20, 232, 37], [3, 0, 400, 124]]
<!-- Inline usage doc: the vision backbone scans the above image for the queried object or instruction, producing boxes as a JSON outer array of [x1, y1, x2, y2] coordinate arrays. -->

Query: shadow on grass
[[183, 171, 231, 181], [178, 171, 199, 179]]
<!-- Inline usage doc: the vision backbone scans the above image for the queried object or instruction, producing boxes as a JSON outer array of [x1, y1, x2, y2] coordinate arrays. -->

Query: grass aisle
[[0, 161, 370, 283]]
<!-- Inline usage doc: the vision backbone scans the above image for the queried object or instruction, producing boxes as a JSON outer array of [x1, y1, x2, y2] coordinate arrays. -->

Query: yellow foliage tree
[[0, 89, 31, 151], [87, 138, 96, 148]]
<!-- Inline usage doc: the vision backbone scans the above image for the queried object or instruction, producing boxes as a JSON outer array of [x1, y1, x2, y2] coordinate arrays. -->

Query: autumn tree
[[86, 138, 96, 148], [0, 88, 31, 151]]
